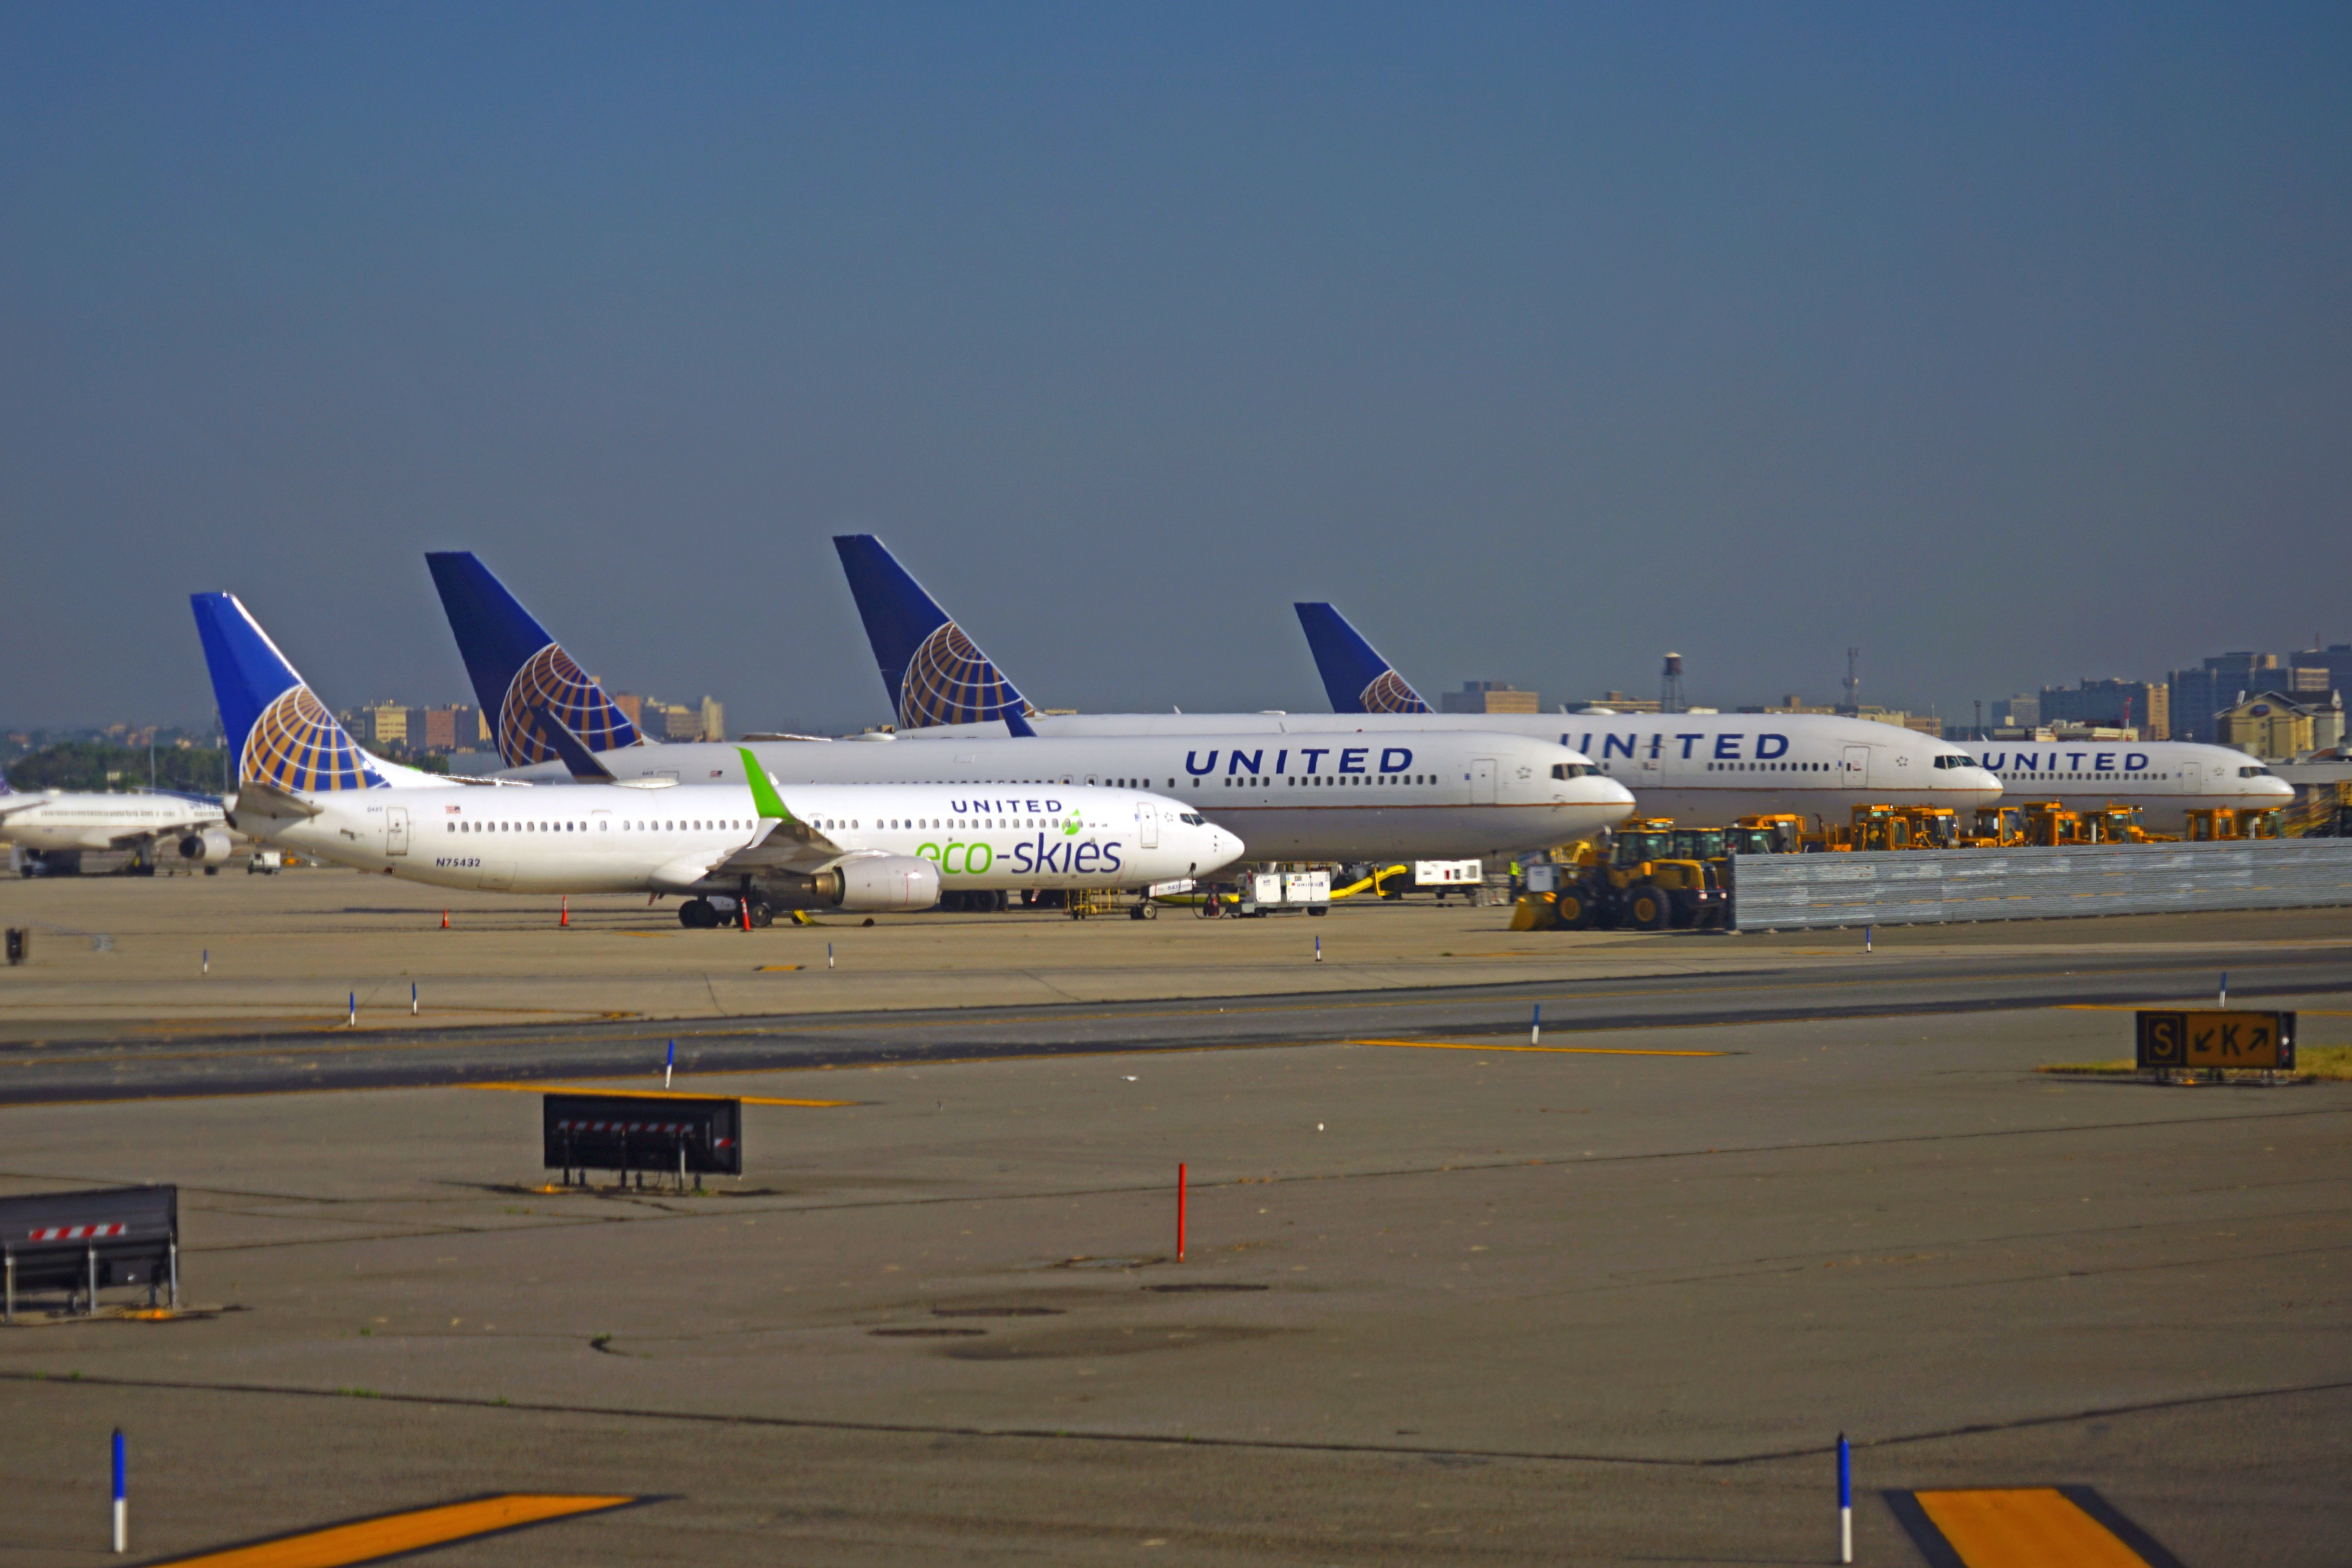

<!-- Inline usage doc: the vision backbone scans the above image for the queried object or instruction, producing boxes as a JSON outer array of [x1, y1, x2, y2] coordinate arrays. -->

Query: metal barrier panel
[[1731, 838, 2352, 930], [0, 1185, 178, 1302], [543, 1094, 744, 1177]]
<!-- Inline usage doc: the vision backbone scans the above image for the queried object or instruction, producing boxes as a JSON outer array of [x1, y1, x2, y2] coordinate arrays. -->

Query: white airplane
[[194, 593, 1240, 924], [1960, 740, 2291, 833], [427, 552, 1640, 864], [1281, 604, 2288, 832], [0, 769, 231, 876], [826, 539, 2002, 827]]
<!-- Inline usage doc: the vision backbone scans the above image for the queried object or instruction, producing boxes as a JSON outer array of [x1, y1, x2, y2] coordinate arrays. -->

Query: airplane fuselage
[[499, 730, 1638, 861], [230, 780, 1240, 896], [0, 792, 226, 853], [886, 711, 2002, 828]]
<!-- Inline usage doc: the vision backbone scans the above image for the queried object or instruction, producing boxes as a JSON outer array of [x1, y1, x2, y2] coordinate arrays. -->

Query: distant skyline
[[5, 4, 2347, 735]]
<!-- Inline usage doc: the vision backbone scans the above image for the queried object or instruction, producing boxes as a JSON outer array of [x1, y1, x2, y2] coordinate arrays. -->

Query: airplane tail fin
[[1294, 603, 1432, 715], [190, 593, 386, 791], [831, 534, 1036, 734], [425, 551, 644, 768]]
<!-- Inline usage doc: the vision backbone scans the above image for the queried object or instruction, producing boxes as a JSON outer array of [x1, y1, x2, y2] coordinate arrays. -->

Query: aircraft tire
[[679, 898, 719, 929]]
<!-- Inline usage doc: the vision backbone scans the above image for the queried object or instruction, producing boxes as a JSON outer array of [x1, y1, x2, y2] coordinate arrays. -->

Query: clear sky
[[4, 3, 2347, 735]]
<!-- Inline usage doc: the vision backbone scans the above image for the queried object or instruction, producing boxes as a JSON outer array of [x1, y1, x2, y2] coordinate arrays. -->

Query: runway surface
[[8, 934, 2349, 1103]]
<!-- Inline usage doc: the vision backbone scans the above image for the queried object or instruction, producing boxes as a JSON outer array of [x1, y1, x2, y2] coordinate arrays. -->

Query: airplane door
[[1840, 746, 1870, 787], [1472, 758, 1497, 804], [1136, 801, 1160, 848], [386, 806, 410, 856], [2183, 762, 2204, 795]]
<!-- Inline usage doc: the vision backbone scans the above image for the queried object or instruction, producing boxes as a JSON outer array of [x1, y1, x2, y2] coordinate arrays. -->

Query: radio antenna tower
[[1839, 647, 1861, 715], [1660, 652, 1686, 715]]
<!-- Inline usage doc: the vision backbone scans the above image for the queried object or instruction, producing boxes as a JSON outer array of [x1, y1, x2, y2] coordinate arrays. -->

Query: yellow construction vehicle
[[2084, 804, 2172, 843], [1734, 815, 1809, 853], [2185, 807, 2282, 841], [1512, 820, 1726, 931]]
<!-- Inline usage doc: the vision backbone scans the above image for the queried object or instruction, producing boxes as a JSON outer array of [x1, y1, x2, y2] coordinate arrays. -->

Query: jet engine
[[769, 855, 941, 912], [178, 829, 235, 864]]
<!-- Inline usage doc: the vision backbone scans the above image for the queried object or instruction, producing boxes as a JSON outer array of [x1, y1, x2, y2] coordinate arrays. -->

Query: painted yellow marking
[[466, 1083, 855, 1107], [754, 964, 804, 972], [1351, 1038, 1730, 1058], [144, 1493, 635, 1568], [1913, 1488, 2151, 1567]]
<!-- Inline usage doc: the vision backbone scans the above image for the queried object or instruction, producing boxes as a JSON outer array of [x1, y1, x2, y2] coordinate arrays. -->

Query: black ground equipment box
[[543, 1093, 743, 1190], [2, 1184, 178, 1320]]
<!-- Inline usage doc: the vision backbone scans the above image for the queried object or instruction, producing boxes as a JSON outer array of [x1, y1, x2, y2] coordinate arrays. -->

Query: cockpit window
[[1932, 753, 1978, 770], [1550, 762, 1597, 779], [2239, 765, 2273, 778]]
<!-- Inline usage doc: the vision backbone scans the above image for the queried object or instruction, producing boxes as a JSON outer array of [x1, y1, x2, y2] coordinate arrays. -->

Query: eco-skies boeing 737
[[193, 592, 1237, 924], [424, 552, 1636, 865]]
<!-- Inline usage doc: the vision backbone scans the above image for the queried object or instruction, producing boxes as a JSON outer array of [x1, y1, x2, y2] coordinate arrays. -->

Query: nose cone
[[1198, 825, 1245, 874], [1963, 766, 2004, 803], [2261, 775, 2296, 802]]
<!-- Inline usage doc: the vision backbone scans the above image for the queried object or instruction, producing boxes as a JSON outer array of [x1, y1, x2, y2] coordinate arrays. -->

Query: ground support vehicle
[[1513, 822, 1725, 932]]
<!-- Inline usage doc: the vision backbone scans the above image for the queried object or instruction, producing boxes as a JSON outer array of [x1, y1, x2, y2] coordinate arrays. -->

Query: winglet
[[1295, 603, 1432, 715], [529, 706, 619, 781], [738, 748, 793, 821]]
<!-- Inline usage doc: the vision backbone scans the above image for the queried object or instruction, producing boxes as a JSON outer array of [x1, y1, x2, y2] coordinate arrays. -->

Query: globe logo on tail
[[242, 687, 384, 791], [498, 644, 641, 767], [1360, 670, 1431, 715], [900, 622, 1033, 730]]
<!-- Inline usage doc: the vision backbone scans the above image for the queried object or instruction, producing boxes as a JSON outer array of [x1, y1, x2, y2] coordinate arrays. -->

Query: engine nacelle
[[178, 829, 235, 864], [814, 855, 941, 912]]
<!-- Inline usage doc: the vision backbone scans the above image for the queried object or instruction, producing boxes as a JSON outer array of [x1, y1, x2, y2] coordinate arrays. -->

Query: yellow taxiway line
[[1910, 1488, 2158, 1567], [465, 1083, 855, 1107], [143, 1493, 637, 1568]]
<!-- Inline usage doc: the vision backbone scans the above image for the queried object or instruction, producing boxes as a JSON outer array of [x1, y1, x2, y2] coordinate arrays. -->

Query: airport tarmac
[[0, 876, 2346, 1564]]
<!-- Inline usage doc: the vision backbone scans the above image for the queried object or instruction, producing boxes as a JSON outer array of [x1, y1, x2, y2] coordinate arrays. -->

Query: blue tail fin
[[425, 551, 644, 768], [190, 593, 385, 791], [1295, 604, 1432, 715], [832, 535, 1035, 733]]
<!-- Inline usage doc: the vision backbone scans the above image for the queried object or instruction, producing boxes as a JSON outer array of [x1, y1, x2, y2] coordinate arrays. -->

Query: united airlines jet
[[194, 593, 1237, 922], [1285, 605, 2285, 832], [427, 552, 1637, 860], [829, 539, 2000, 826]]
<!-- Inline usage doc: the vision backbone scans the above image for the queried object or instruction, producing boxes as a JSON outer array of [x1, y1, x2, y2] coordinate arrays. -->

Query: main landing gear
[[679, 896, 774, 930]]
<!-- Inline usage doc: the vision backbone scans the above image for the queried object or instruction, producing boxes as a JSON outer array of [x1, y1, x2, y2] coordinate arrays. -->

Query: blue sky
[[4, 3, 2347, 732]]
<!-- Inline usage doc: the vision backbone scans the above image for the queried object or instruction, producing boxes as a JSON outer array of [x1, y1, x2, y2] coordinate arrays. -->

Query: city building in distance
[[1440, 680, 1541, 715]]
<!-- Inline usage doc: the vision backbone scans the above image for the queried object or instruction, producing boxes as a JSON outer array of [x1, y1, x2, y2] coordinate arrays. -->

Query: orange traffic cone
[[560, 896, 570, 929], [441, 909, 449, 929]]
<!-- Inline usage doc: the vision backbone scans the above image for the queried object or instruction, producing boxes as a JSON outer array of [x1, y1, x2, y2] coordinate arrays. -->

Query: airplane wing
[[0, 795, 54, 822]]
